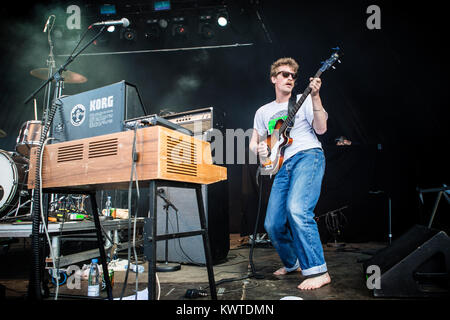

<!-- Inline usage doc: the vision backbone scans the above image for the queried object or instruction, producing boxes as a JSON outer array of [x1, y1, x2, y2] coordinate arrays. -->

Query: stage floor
[[0, 234, 394, 301]]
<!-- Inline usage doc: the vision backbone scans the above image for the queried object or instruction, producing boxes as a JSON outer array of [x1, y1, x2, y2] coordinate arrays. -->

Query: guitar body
[[260, 119, 293, 176]]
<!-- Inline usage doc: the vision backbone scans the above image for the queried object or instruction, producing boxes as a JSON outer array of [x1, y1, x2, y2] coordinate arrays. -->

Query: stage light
[[158, 18, 169, 29], [100, 4, 116, 15], [145, 19, 161, 41], [217, 16, 227, 27], [121, 28, 136, 41], [217, 10, 228, 27], [173, 24, 187, 36], [145, 27, 160, 41], [198, 14, 214, 39], [172, 16, 187, 37], [154, 0, 171, 12], [199, 22, 214, 39], [107, 25, 115, 32]]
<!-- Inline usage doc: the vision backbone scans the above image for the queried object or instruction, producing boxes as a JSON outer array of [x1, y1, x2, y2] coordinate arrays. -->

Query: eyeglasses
[[276, 71, 298, 79]]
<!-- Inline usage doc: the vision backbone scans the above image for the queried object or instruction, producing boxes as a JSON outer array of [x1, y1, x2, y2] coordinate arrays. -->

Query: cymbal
[[30, 68, 87, 84], [0, 129, 6, 138]]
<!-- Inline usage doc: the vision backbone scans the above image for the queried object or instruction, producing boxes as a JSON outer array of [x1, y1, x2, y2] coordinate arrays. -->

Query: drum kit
[[0, 68, 87, 221], [2, 16, 116, 223]]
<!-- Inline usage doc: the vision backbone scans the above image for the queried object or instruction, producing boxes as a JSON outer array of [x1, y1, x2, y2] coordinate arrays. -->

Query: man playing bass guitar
[[249, 57, 331, 290]]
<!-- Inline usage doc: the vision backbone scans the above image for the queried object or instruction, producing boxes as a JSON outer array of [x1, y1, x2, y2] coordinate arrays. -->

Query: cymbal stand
[[43, 16, 62, 210], [24, 25, 106, 105], [43, 15, 56, 124]]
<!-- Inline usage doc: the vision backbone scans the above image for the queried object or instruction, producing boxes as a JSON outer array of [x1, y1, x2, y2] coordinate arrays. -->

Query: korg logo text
[[90, 96, 114, 111]]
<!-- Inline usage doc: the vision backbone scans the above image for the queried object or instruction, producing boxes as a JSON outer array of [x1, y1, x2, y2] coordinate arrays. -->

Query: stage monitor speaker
[[155, 181, 229, 265], [363, 224, 450, 298]]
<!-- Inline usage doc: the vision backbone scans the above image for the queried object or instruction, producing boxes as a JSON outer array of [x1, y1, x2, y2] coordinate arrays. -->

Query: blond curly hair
[[270, 57, 299, 78]]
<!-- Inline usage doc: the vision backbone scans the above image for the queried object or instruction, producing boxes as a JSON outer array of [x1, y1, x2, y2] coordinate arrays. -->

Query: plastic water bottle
[[105, 196, 112, 217], [87, 258, 100, 297]]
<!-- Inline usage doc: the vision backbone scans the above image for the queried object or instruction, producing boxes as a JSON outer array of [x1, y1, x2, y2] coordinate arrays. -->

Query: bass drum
[[0, 150, 30, 218]]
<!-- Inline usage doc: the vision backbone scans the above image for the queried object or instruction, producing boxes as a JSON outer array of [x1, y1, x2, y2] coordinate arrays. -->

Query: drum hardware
[[24, 23, 104, 107], [30, 68, 87, 84], [14, 199, 32, 213], [0, 213, 32, 222], [34, 98, 38, 122], [0, 201, 32, 222], [26, 21, 87, 124], [16, 120, 43, 157], [0, 150, 31, 219]]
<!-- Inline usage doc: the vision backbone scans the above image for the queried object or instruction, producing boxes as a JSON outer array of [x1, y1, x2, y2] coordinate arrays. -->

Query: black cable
[[28, 25, 107, 301], [132, 162, 140, 300], [203, 169, 267, 290], [30, 98, 61, 300], [68, 26, 92, 58], [120, 123, 139, 300], [203, 274, 250, 290], [172, 208, 205, 267], [248, 169, 265, 279]]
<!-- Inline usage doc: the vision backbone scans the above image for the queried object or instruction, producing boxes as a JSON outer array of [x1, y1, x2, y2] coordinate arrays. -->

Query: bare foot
[[273, 267, 302, 276], [297, 272, 331, 290]]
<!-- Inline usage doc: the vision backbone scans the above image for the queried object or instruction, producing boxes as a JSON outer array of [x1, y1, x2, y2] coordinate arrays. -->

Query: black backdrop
[[0, 0, 448, 242]]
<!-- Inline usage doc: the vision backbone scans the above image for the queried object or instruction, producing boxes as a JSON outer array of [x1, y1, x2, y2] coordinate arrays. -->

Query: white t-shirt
[[253, 94, 326, 161]]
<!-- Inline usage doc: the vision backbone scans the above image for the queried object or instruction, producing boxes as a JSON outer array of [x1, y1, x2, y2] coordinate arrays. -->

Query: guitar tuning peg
[[331, 66, 336, 70], [338, 60, 342, 64]]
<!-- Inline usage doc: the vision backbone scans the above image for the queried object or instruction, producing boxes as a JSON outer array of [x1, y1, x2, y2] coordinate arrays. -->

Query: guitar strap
[[287, 92, 297, 127]]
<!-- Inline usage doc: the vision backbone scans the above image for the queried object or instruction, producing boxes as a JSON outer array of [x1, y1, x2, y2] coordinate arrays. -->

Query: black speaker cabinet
[[363, 224, 450, 298], [154, 181, 229, 265]]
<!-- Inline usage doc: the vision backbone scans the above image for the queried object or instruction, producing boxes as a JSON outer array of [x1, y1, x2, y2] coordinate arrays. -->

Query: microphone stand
[[24, 25, 106, 106], [156, 189, 181, 272], [43, 20, 56, 123], [24, 25, 107, 300]]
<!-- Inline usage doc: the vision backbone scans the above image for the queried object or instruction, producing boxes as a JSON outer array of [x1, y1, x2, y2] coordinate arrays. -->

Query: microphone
[[43, 16, 52, 33], [91, 17, 130, 28]]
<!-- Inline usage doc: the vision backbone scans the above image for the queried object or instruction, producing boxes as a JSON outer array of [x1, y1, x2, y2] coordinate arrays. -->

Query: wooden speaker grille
[[166, 136, 197, 177], [89, 138, 118, 159], [57, 144, 83, 163]]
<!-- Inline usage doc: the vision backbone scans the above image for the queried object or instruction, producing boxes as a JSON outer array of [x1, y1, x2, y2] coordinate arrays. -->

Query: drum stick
[[33, 99, 38, 120]]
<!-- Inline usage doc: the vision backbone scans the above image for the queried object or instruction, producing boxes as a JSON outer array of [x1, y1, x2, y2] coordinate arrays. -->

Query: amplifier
[[51, 81, 147, 143], [152, 107, 229, 263], [124, 114, 193, 136], [161, 107, 225, 136]]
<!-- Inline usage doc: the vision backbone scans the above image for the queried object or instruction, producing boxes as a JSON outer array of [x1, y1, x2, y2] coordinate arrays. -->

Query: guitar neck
[[280, 69, 323, 133]]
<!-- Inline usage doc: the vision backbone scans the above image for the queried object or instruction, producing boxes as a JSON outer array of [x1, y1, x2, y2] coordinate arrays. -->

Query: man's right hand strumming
[[257, 141, 269, 158], [250, 129, 269, 160]]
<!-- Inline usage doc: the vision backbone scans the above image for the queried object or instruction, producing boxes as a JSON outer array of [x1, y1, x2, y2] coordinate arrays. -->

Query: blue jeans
[[264, 148, 327, 277]]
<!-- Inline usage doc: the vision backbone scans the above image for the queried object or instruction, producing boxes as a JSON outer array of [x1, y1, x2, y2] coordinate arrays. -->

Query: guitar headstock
[[320, 47, 343, 72]]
